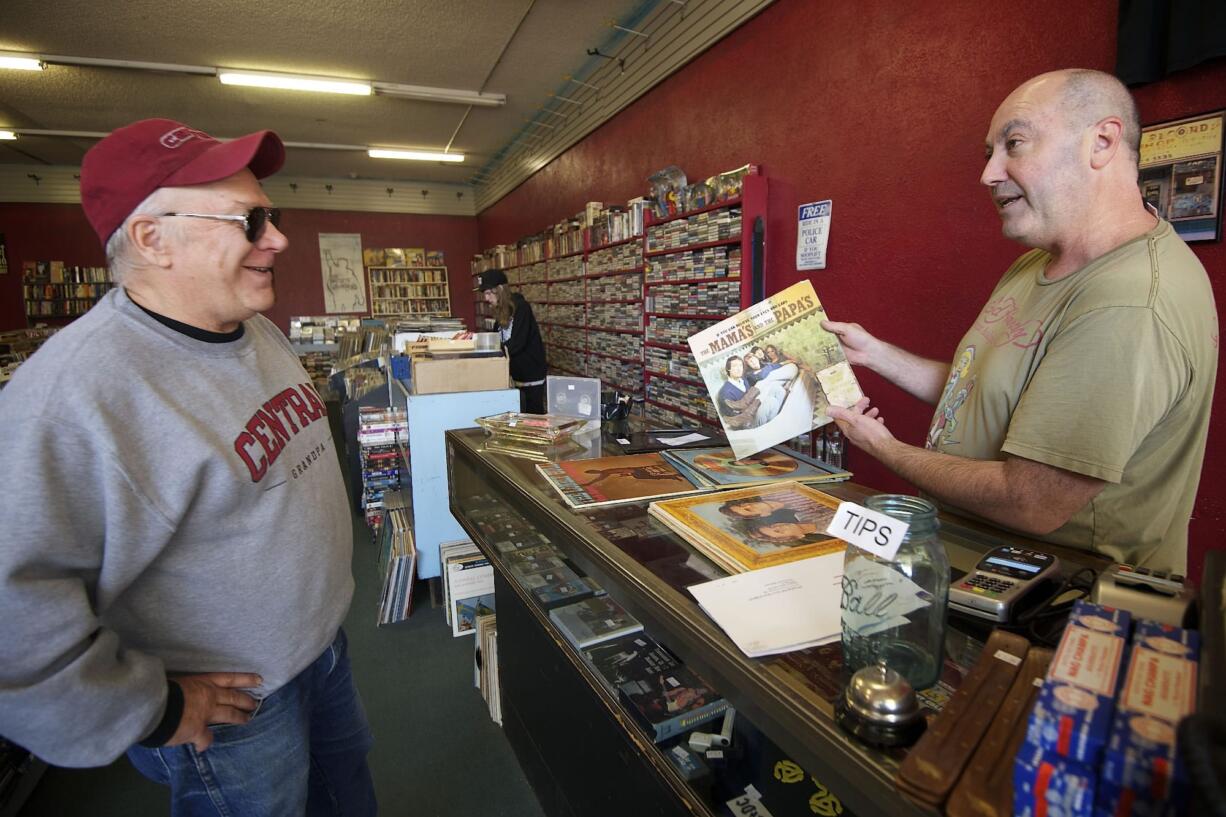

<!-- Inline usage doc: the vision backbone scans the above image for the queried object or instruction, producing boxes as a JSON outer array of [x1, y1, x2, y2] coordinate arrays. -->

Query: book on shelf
[[426, 249, 445, 266], [362, 248, 386, 267], [447, 551, 494, 636], [648, 481, 845, 574], [449, 559, 495, 637], [383, 248, 407, 267], [660, 446, 850, 490], [454, 593, 495, 639], [582, 632, 727, 743], [405, 247, 426, 267], [548, 595, 644, 650], [440, 540, 481, 626], [688, 280, 863, 460], [536, 452, 709, 510]]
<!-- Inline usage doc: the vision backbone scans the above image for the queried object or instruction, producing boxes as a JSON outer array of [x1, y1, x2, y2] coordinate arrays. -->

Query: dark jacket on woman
[[503, 293, 547, 383]]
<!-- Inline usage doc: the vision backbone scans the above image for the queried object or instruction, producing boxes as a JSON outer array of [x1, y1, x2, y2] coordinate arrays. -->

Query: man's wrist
[[138, 679, 184, 747]]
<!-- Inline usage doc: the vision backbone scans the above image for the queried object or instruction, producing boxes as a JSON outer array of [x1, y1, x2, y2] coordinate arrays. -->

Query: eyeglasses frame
[[160, 206, 281, 243]]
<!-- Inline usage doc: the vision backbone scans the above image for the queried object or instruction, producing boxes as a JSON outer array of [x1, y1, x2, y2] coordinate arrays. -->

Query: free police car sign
[[796, 200, 832, 271]]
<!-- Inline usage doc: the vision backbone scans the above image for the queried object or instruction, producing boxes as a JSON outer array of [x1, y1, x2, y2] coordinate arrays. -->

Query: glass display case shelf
[[446, 426, 1114, 817]]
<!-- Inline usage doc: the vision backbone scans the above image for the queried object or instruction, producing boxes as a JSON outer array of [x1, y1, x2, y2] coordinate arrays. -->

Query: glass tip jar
[[839, 494, 950, 691]]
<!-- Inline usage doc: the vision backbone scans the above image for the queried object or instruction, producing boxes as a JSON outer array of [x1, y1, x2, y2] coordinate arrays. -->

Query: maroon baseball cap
[[81, 118, 286, 246]]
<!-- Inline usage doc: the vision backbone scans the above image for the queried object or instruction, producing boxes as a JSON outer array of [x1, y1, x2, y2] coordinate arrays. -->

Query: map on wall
[[318, 233, 368, 314]]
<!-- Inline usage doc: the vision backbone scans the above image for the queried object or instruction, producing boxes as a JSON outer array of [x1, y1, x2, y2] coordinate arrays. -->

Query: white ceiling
[[0, 0, 772, 212]]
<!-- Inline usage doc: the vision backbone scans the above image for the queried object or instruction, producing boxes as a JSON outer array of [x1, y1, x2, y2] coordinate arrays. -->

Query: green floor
[[17, 413, 544, 817]]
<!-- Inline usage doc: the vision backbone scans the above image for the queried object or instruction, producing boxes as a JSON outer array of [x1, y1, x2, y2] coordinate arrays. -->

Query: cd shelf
[[469, 169, 767, 419]]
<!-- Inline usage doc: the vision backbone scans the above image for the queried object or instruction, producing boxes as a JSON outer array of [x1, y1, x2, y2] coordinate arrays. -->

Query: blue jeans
[[127, 628, 376, 817]]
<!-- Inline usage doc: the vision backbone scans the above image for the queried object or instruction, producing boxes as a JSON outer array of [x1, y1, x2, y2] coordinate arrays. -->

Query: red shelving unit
[[586, 266, 645, 280], [586, 325, 640, 335], [641, 172, 767, 426], [471, 168, 766, 411], [588, 350, 643, 365], [645, 312, 725, 321]]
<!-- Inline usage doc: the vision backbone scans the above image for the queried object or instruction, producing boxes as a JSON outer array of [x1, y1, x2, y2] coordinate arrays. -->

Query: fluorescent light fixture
[[0, 130, 17, 140], [368, 148, 464, 163], [374, 81, 505, 107], [0, 52, 44, 71], [218, 69, 371, 96]]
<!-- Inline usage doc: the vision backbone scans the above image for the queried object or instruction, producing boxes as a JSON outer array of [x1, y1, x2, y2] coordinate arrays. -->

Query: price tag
[[826, 501, 909, 561]]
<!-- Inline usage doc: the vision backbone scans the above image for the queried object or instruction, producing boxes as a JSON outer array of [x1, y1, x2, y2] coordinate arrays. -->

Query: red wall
[[0, 205, 479, 332], [476, 0, 1226, 582]]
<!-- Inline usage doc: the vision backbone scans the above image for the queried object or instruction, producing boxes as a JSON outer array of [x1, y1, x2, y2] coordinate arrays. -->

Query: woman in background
[[478, 269, 547, 413]]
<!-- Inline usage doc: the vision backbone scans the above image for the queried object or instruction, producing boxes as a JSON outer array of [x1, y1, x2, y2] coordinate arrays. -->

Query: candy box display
[[1013, 742, 1096, 817], [1097, 620, 1199, 817], [1025, 600, 1131, 764]]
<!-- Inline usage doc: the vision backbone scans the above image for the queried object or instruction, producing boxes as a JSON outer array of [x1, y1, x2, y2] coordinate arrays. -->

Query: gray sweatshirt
[[0, 288, 354, 766]]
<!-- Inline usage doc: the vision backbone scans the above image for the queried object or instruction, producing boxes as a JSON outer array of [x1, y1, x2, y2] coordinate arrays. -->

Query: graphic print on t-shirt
[[926, 345, 976, 449], [975, 296, 1045, 350], [232, 382, 329, 482]]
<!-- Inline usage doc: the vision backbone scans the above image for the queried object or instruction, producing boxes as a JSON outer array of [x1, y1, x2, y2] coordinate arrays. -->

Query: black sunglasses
[[161, 206, 282, 243]]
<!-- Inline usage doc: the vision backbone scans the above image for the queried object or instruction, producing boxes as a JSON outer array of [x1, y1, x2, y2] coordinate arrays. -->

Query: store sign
[[796, 200, 832, 271]]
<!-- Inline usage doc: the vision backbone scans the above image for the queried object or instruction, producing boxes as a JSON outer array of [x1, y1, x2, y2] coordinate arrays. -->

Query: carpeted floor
[[16, 406, 543, 817]]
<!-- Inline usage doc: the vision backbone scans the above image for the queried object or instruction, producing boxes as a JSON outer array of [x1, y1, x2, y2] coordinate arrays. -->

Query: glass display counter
[[445, 426, 1111, 817]]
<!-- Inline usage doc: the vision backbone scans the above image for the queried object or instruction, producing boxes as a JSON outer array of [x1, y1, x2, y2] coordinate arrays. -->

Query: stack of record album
[[659, 446, 850, 490], [649, 481, 845, 574]]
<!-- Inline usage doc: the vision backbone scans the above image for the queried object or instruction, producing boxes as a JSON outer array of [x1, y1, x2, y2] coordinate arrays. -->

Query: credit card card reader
[[948, 546, 1060, 623]]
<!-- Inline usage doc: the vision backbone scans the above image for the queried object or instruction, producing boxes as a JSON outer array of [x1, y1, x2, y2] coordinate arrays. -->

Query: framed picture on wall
[[1139, 110, 1224, 242]]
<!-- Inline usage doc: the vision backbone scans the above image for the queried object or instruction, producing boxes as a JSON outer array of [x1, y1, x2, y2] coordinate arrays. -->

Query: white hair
[[103, 187, 178, 283]]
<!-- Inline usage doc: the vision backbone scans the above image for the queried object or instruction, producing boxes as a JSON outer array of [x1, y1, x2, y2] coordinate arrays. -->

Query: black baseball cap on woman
[[477, 269, 508, 291]]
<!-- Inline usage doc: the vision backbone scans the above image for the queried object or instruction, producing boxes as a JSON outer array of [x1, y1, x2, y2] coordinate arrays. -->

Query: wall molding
[[0, 165, 478, 217]]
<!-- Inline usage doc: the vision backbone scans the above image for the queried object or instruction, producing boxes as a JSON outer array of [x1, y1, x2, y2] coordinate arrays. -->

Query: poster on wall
[[796, 200, 832, 271], [318, 233, 368, 314], [1139, 110, 1223, 242]]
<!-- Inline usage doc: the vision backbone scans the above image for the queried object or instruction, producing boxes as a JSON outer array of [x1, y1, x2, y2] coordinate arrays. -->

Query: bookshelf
[[584, 235, 645, 394], [642, 172, 767, 429], [367, 266, 451, 318], [468, 169, 767, 427], [22, 263, 114, 323]]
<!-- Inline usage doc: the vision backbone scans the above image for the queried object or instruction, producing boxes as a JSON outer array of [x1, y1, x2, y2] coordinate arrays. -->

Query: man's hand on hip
[[168, 672, 262, 752]]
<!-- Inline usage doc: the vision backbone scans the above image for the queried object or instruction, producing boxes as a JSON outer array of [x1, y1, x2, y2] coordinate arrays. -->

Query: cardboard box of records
[[410, 353, 510, 395]]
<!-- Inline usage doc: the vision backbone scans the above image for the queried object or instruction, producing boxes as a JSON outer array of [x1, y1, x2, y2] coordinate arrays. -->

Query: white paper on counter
[[687, 552, 845, 658], [654, 432, 711, 446]]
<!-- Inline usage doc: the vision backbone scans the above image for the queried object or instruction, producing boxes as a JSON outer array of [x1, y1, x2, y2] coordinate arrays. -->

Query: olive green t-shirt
[[926, 220, 1217, 572]]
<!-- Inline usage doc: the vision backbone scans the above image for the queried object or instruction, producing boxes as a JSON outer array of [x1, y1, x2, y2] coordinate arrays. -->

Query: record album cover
[[537, 453, 707, 509], [649, 481, 845, 573], [689, 280, 863, 459], [662, 446, 850, 489]]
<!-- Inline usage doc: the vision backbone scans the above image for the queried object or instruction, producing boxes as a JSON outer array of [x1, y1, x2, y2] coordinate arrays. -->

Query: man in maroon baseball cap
[[77, 117, 292, 334], [81, 117, 285, 247], [0, 118, 375, 815]]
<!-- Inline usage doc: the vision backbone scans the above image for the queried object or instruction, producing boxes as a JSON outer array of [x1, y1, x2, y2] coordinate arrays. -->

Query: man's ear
[[128, 216, 174, 269], [1089, 116, 1125, 170]]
